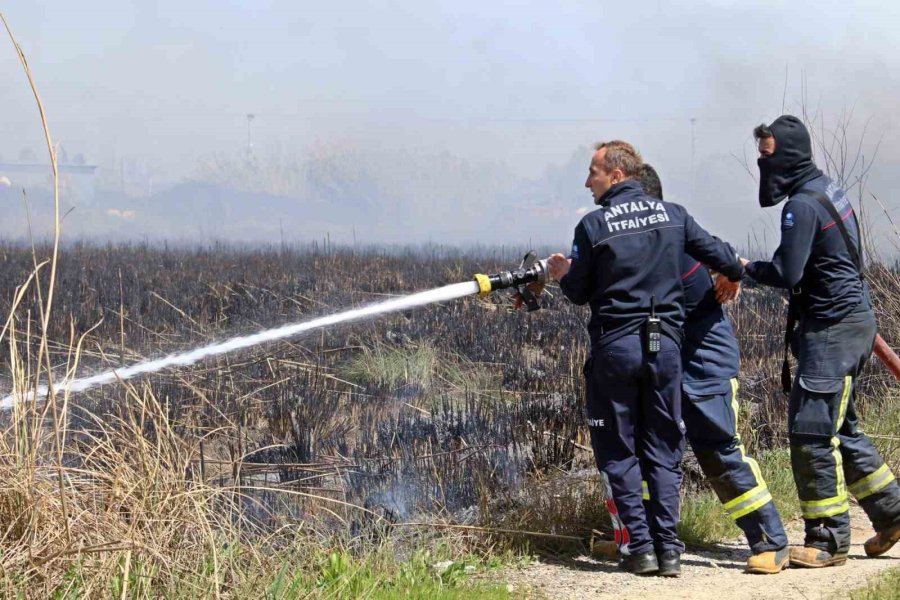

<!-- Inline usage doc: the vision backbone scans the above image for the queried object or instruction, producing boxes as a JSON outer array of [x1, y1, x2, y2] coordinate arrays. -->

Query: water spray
[[1, 252, 549, 409]]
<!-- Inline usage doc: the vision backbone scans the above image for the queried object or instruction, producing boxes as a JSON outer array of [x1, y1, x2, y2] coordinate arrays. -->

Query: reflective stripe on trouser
[[789, 300, 900, 552], [683, 378, 787, 553], [796, 377, 851, 521], [849, 464, 896, 500], [585, 334, 686, 556]]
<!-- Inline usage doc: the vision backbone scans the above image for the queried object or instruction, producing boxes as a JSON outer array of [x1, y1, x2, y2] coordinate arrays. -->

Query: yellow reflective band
[[836, 375, 852, 432], [797, 376, 854, 521], [731, 378, 740, 432], [849, 465, 896, 500], [831, 436, 847, 503], [802, 501, 850, 519], [642, 480, 650, 501], [720, 377, 776, 522], [723, 482, 768, 511], [855, 473, 895, 500], [849, 464, 890, 494], [730, 377, 765, 486], [473, 273, 492, 297], [730, 493, 774, 521], [800, 492, 849, 509], [826, 376, 851, 508]]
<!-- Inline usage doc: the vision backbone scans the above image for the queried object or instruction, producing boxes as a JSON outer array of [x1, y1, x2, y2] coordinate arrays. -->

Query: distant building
[[0, 161, 99, 204]]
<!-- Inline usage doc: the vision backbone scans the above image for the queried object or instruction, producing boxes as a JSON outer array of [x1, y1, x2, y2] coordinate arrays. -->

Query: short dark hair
[[753, 123, 774, 140], [593, 140, 643, 178], [638, 164, 663, 200]]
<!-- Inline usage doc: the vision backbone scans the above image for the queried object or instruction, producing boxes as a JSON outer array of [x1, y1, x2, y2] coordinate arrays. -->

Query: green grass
[[339, 343, 503, 407], [849, 567, 900, 600], [341, 343, 440, 390], [34, 544, 517, 599], [678, 487, 741, 546], [757, 447, 801, 522]]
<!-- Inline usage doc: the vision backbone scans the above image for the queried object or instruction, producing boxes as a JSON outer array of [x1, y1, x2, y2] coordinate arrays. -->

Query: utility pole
[[246, 113, 255, 159], [690, 117, 697, 202]]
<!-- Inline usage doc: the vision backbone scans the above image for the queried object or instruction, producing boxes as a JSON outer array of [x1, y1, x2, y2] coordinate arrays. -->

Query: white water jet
[[1, 281, 480, 410]]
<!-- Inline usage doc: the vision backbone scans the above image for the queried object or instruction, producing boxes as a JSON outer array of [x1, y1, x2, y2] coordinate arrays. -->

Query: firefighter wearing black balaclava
[[742, 115, 900, 567], [639, 164, 789, 574]]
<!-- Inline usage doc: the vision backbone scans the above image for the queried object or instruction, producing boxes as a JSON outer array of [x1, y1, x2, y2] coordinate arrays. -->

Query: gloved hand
[[714, 273, 741, 304]]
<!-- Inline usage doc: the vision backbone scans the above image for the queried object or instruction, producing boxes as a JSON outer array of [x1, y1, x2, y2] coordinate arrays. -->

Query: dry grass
[[3, 11, 900, 597]]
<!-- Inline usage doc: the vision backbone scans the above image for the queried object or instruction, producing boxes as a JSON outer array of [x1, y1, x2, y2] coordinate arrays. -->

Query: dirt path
[[502, 507, 900, 599]]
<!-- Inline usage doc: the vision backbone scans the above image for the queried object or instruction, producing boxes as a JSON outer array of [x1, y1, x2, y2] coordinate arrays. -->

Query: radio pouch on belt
[[645, 295, 661, 354], [780, 188, 865, 394]]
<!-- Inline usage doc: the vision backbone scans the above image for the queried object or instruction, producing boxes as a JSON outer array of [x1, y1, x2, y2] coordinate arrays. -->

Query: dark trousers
[[586, 334, 686, 556], [790, 299, 900, 553], [683, 378, 788, 554]]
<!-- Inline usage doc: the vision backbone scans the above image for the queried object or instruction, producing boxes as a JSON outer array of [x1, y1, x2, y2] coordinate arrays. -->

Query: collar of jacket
[[791, 173, 829, 198], [597, 179, 643, 207]]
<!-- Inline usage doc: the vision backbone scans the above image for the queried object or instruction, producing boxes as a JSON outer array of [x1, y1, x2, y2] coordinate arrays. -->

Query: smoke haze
[[1, 1, 898, 251]]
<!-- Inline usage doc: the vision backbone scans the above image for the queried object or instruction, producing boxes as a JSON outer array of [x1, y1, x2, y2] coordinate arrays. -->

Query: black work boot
[[619, 551, 659, 575], [657, 550, 681, 577]]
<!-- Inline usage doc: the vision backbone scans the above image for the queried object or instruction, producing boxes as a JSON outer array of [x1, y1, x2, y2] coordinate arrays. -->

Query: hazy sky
[[2, 1, 899, 246]]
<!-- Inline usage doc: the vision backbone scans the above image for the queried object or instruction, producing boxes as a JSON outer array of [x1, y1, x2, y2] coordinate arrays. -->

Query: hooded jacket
[[746, 116, 865, 321], [757, 115, 823, 208]]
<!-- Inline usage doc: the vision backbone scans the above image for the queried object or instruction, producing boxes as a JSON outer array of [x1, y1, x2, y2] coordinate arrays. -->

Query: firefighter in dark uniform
[[741, 115, 900, 567], [639, 164, 789, 574], [547, 141, 744, 576]]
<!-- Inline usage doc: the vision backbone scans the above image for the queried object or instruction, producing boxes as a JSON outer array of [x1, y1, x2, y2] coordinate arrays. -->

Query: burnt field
[[1, 242, 899, 556]]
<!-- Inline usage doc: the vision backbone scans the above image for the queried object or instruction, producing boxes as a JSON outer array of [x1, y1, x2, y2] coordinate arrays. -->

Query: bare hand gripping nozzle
[[473, 251, 550, 311]]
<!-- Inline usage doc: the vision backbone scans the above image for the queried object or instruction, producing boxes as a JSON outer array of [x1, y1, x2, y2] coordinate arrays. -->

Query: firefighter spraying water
[[0, 253, 549, 409]]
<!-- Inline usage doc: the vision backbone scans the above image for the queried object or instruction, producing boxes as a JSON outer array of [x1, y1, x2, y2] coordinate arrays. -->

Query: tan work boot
[[864, 522, 900, 558], [746, 547, 789, 574], [789, 546, 848, 568]]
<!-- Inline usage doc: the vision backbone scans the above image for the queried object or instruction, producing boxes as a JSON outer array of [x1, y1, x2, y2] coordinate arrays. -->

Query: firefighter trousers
[[789, 299, 900, 553], [682, 378, 788, 554], [585, 333, 686, 556]]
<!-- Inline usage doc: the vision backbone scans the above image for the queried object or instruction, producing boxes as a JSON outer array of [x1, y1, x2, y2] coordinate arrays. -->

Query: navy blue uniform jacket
[[680, 256, 740, 396], [746, 175, 864, 321], [559, 180, 744, 349]]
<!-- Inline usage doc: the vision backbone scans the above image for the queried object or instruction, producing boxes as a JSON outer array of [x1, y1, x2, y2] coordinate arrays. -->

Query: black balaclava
[[757, 115, 823, 207]]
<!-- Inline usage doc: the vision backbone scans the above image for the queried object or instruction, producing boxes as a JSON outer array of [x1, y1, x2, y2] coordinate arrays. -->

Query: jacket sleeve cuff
[[728, 258, 745, 282], [725, 253, 745, 282], [744, 260, 761, 281], [745, 260, 785, 287]]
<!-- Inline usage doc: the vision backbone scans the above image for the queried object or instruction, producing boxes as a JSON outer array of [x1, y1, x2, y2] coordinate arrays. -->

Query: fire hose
[[874, 334, 900, 380]]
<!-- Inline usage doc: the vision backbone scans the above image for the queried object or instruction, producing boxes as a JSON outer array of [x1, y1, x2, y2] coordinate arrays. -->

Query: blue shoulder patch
[[571, 242, 580, 260], [782, 211, 795, 230]]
